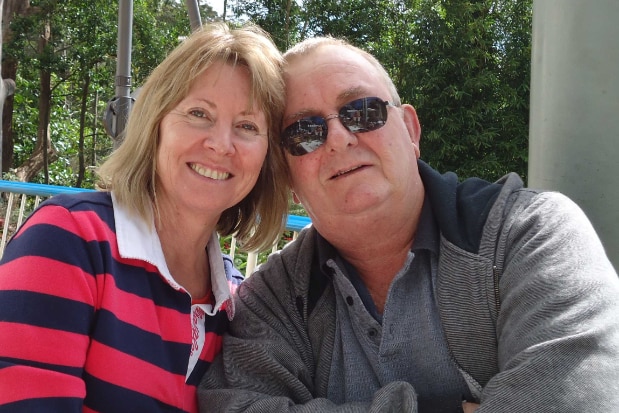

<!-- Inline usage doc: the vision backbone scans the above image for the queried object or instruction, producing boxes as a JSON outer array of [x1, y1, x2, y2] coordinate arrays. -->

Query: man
[[199, 37, 619, 412]]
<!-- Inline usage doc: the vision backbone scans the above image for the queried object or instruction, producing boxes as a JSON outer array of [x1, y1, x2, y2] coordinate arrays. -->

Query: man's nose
[[324, 117, 358, 153]]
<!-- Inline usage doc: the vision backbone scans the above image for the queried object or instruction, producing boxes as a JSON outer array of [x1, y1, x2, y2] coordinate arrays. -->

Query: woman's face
[[156, 61, 269, 220]]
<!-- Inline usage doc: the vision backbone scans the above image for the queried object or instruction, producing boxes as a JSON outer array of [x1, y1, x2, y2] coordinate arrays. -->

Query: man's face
[[282, 45, 422, 231]]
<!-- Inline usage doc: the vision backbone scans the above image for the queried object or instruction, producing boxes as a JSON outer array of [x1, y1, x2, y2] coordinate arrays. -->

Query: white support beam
[[529, 0, 619, 270]]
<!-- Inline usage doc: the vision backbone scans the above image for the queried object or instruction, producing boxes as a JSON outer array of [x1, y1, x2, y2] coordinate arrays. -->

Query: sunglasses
[[281, 96, 396, 156]]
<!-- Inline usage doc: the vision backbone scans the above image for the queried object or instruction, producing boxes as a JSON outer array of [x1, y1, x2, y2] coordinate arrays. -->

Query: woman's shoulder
[[32, 191, 116, 233], [44, 190, 112, 210]]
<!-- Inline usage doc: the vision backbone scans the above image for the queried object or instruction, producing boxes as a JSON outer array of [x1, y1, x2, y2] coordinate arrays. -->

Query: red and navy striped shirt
[[0, 191, 243, 412]]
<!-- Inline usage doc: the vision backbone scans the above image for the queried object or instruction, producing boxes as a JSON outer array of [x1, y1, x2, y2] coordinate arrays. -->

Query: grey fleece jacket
[[199, 164, 619, 412]]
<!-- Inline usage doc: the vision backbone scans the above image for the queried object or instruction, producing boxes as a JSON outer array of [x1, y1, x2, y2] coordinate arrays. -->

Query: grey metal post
[[112, 0, 134, 148], [0, 78, 16, 176], [528, 0, 619, 269], [186, 0, 203, 32]]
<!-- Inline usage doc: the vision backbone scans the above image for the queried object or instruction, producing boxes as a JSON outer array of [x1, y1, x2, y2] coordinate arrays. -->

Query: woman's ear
[[291, 191, 301, 204]]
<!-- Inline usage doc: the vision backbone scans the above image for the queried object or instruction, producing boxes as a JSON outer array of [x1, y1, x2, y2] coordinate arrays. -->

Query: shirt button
[[368, 328, 378, 337], [346, 296, 354, 306]]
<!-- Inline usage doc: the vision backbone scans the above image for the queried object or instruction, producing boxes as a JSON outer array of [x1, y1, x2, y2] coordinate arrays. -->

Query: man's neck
[[320, 197, 423, 313]]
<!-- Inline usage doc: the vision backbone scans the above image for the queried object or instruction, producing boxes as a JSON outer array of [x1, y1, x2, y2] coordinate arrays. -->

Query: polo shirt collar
[[111, 192, 234, 314]]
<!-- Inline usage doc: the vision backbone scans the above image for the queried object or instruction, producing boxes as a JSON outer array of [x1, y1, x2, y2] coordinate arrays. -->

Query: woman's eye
[[238, 122, 260, 135], [189, 109, 212, 121]]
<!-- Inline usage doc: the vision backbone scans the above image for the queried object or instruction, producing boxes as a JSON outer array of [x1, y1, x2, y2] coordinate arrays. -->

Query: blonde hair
[[283, 37, 401, 106], [97, 22, 288, 252]]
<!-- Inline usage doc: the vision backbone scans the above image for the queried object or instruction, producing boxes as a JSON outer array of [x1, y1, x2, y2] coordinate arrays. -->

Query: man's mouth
[[331, 165, 364, 179], [190, 163, 230, 180]]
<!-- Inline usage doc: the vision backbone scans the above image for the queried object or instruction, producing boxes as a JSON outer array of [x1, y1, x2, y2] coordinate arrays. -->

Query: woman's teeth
[[190, 164, 229, 180]]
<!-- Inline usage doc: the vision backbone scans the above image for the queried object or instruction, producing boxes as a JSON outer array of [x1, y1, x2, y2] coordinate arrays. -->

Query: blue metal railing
[[0, 180, 311, 274], [0, 180, 96, 197], [0, 180, 311, 231]]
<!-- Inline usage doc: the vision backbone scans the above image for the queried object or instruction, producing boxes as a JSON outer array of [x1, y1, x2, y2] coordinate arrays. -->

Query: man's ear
[[402, 104, 421, 158]]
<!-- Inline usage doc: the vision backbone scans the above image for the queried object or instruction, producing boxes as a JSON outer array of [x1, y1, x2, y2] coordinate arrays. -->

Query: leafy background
[[0, 0, 532, 266]]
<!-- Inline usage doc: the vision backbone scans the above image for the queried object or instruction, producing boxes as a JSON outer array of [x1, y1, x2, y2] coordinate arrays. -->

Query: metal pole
[[112, 0, 134, 148], [528, 0, 619, 269], [0, 81, 15, 177], [186, 0, 203, 32]]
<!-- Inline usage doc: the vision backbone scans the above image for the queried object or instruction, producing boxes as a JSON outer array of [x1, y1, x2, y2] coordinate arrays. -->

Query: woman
[[0, 23, 288, 412]]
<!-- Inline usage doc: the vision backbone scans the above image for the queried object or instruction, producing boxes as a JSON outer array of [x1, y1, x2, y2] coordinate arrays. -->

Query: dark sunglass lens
[[339, 97, 388, 133], [339, 98, 367, 132], [282, 116, 328, 156], [364, 97, 388, 130]]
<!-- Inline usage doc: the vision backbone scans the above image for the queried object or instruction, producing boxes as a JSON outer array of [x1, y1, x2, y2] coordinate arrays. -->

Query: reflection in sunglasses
[[281, 97, 395, 156]]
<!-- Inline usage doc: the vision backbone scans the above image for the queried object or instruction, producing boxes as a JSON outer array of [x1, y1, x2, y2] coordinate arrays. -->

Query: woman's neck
[[154, 202, 218, 298]]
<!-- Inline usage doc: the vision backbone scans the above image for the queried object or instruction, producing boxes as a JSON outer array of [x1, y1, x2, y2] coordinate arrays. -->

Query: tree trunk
[[1, 0, 6, 175], [13, 144, 57, 182], [1, 0, 31, 174], [13, 17, 55, 182], [92, 87, 99, 167], [284, 0, 292, 49], [40, 19, 52, 184], [76, 73, 90, 187]]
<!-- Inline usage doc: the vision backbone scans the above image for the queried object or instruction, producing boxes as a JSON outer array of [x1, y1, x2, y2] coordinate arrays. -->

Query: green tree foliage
[[403, 0, 532, 180], [4, 0, 208, 186], [231, 0, 532, 181], [4, 0, 532, 187], [226, 0, 303, 50]]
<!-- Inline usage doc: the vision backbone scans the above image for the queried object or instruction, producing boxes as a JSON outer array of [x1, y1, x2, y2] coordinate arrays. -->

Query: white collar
[[111, 193, 234, 315]]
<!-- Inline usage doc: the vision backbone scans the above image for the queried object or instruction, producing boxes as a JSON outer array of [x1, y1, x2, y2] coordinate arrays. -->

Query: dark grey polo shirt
[[321, 199, 472, 412]]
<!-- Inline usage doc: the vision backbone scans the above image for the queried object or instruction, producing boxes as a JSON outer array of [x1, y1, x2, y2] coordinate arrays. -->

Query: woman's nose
[[203, 125, 235, 156]]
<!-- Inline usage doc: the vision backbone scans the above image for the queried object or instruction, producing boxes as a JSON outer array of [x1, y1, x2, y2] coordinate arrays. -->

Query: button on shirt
[[320, 200, 472, 412]]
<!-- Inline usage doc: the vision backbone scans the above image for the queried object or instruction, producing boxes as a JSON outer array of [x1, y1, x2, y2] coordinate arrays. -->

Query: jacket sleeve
[[198, 253, 418, 413], [478, 191, 619, 411], [0, 204, 96, 411]]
